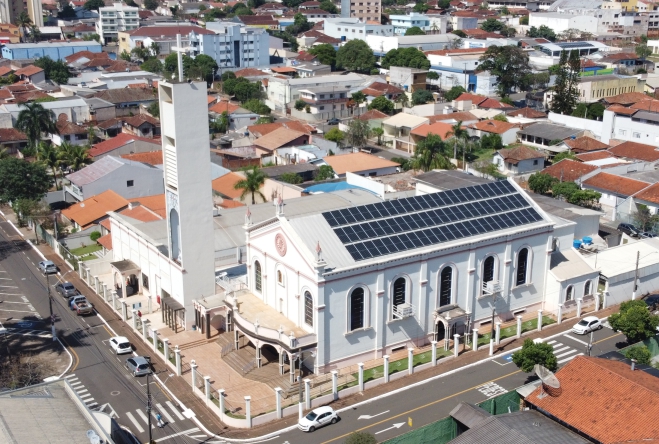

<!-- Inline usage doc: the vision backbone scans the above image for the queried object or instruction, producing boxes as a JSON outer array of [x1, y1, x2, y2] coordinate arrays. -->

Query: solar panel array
[[322, 181, 544, 261]]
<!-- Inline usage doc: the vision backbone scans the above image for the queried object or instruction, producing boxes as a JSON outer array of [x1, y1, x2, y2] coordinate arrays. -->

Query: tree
[[336, 39, 376, 73], [447, 121, 469, 159], [405, 26, 426, 36], [413, 2, 429, 12], [58, 5, 77, 18], [519, 15, 529, 25], [452, 29, 467, 38], [479, 133, 503, 151], [16, 102, 57, 148], [551, 50, 580, 115], [147, 102, 159, 118], [345, 431, 377, 444], [234, 82, 262, 103], [512, 338, 558, 372], [213, 111, 229, 133], [0, 158, 52, 203], [636, 37, 652, 63], [286, 13, 312, 35], [315, 165, 335, 181], [493, 113, 508, 122], [279, 172, 303, 184], [444, 85, 466, 101], [308, 43, 336, 68], [381, 47, 430, 70], [427, 71, 439, 81], [480, 18, 504, 32], [58, 143, 92, 172], [141, 58, 163, 74], [477, 46, 531, 97], [346, 119, 371, 148], [526, 25, 556, 42], [83, 33, 101, 43], [294, 99, 306, 111], [395, 93, 410, 109], [411, 133, 453, 172], [553, 150, 577, 162], [144, 0, 159, 10], [234, 167, 267, 204], [120, 50, 131, 62], [528, 172, 557, 194], [34, 56, 72, 84], [36, 142, 61, 190], [625, 344, 652, 365], [29, 25, 41, 43], [609, 300, 659, 344], [319, 0, 338, 13], [325, 127, 345, 145], [132, 46, 150, 61], [368, 96, 395, 114], [0, 353, 55, 390], [412, 89, 434, 105], [242, 99, 270, 115], [14, 11, 31, 43], [351, 91, 366, 106], [84, 0, 105, 10], [633, 204, 659, 231]]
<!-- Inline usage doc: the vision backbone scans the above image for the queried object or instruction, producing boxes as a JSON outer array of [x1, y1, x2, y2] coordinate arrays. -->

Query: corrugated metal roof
[[382, 112, 429, 128]]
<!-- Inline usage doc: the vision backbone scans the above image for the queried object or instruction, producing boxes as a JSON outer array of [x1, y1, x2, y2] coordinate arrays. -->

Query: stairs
[[177, 337, 218, 351]]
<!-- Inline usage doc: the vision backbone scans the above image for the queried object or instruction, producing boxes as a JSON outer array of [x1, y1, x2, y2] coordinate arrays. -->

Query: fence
[[620, 336, 659, 359]]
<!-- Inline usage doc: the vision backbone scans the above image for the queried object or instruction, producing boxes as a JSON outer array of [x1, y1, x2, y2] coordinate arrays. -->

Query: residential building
[[93, 89, 157, 116], [366, 34, 460, 56], [88, 133, 162, 160], [516, 122, 582, 151], [340, 0, 381, 22], [62, 189, 130, 230], [209, 101, 260, 130], [0, 1, 23, 27], [118, 25, 215, 56], [13, 65, 45, 84], [96, 2, 139, 44], [0, 98, 90, 126], [297, 86, 350, 116], [122, 114, 161, 138], [233, 15, 280, 30], [468, 119, 520, 145], [529, 12, 598, 33], [562, 135, 609, 154], [581, 171, 650, 220], [27, 0, 43, 27], [425, 48, 494, 92], [382, 112, 430, 152], [492, 145, 545, 175], [323, 18, 394, 42], [52, 118, 88, 147], [298, 9, 334, 22], [578, 74, 642, 103], [1, 41, 102, 61], [191, 22, 270, 69], [293, 62, 332, 78], [409, 121, 456, 151], [321, 152, 400, 177], [390, 13, 432, 35], [389, 66, 428, 93]]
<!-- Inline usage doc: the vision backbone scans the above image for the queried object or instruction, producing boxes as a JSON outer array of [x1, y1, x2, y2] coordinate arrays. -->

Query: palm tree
[[15, 11, 32, 43], [150, 42, 160, 57], [447, 120, 469, 160], [234, 166, 266, 205], [30, 25, 41, 43], [410, 133, 452, 172], [58, 142, 92, 171], [37, 142, 62, 190], [16, 102, 58, 148]]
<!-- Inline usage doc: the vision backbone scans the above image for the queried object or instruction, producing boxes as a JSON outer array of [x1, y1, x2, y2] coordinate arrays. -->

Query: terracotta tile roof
[[604, 92, 653, 106], [89, 133, 160, 158], [462, 28, 502, 38], [271, 67, 297, 73], [62, 190, 129, 228], [428, 111, 478, 123], [582, 172, 650, 196], [600, 52, 639, 62], [209, 100, 241, 114], [127, 83, 149, 89], [120, 150, 163, 165], [609, 141, 659, 162], [129, 194, 166, 218], [542, 159, 598, 182], [13, 91, 52, 103], [0, 89, 12, 100], [323, 152, 399, 175], [123, 114, 160, 128], [97, 233, 112, 250], [478, 98, 515, 110], [254, 127, 307, 150], [296, 51, 317, 62], [630, 99, 659, 112], [581, 59, 604, 68], [56, 119, 87, 135], [5, 84, 35, 93], [527, 356, 659, 444], [496, 145, 543, 164], [100, 218, 111, 231], [364, 82, 404, 95], [563, 136, 609, 153], [128, 25, 215, 37], [82, 58, 114, 68], [13, 65, 43, 77], [299, 8, 329, 14], [410, 121, 456, 140], [207, 95, 218, 105], [219, 199, 245, 209], [0, 66, 14, 77], [299, 29, 340, 44], [211, 172, 248, 199], [506, 107, 547, 119], [104, 60, 142, 73], [0, 128, 27, 142], [634, 182, 659, 205], [468, 119, 518, 134], [237, 15, 278, 25], [248, 121, 313, 137], [576, 151, 614, 162], [64, 50, 109, 63], [357, 109, 389, 121], [454, 92, 486, 105], [234, 68, 267, 78], [119, 203, 162, 223], [96, 117, 125, 130], [300, 0, 321, 5], [606, 104, 637, 115]]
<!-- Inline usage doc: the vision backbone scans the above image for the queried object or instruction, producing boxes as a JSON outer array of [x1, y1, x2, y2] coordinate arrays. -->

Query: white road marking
[[153, 428, 200, 442], [87, 402, 98, 409], [563, 334, 589, 346], [166, 401, 185, 420], [0, 309, 37, 313], [136, 408, 150, 425], [555, 349, 578, 359], [0, 285, 18, 288], [552, 346, 570, 354], [76, 389, 89, 395], [125, 411, 145, 434], [188, 434, 207, 438], [157, 403, 175, 423], [64, 374, 76, 379], [558, 353, 584, 364]]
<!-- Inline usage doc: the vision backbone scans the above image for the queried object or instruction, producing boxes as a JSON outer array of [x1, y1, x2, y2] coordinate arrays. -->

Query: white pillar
[[175, 346, 181, 376], [121, 300, 127, 322], [407, 348, 414, 375], [152, 328, 158, 351], [279, 351, 284, 376], [163, 338, 169, 362], [274, 387, 282, 419], [147, 295, 152, 314], [304, 379, 311, 409], [516, 316, 522, 338], [94, 276, 99, 294], [131, 309, 138, 330], [331, 370, 338, 400], [190, 360, 197, 391], [383, 355, 390, 382], [142, 319, 149, 341], [537, 310, 543, 332], [218, 389, 225, 414], [245, 396, 252, 428], [495, 322, 501, 345], [577, 298, 583, 318], [489, 339, 494, 356], [603, 291, 608, 309], [358, 362, 364, 392], [453, 334, 460, 358], [111, 291, 116, 311], [431, 341, 437, 366], [472, 329, 479, 351], [204, 375, 211, 401]]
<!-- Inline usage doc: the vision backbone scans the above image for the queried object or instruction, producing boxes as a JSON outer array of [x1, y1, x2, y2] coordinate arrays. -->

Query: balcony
[[301, 96, 347, 105], [65, 184, 83, 201], [393, 302, 414, 320]]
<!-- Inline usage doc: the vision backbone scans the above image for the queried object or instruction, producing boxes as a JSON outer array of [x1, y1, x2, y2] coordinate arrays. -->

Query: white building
[[323, 18, 394, 42], [366, 34, 460, 56], [96, 2, 139, 45], [529, 12, 598, 34], [192, 22, 270, 69], [390, 13, 432, 35]]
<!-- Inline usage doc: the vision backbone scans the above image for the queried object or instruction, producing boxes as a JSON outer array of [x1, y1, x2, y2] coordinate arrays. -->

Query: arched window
[[483, 256, 495, 283], [254, 261, 262, 292], [277, 270, 284, 285], [584, 281, 592, 296], [439, 267, 452, 307], [393, 277, 406, 310], [566, 285, 574, 302], [304, 291, 313, 327], [516, 248, 529, 286], [350, 287, 365, 331]]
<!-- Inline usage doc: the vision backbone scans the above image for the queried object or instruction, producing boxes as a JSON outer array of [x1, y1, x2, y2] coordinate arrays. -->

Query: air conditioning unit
[[393, 303, 414, 320]]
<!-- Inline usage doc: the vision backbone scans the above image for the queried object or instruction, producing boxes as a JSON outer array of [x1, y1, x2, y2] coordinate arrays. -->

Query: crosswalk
[[547, 339, 584, 365], [2, 327, 52, 338], [64, 373, 98, 409]]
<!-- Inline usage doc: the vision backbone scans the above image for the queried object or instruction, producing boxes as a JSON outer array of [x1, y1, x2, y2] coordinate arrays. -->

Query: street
[[0, 216, 217, 444]]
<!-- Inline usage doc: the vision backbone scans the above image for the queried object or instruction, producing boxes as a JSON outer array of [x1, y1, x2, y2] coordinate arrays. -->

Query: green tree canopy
[[83, 0, 105, 10], [234, 166, 266, 204], [477, 45, 531, 97], [528, 172, 557, 194], [16, 102, 57, 147], [346, 119, 371, 148], [412, 89, 434, 105], [609, 300, 659, 343], [411, 133, 453, 171], [512, 338, 558, 372], [452, 29, 467, 38], [279, 172, 303, 184], [351, 91, 366, 105], [58, 143, 91, 171], [553, 150, 577, 162], [319, 0, 338, 13], [625, 344, 651, 365], [242, 99, 270, 114], [294, 99, 306, 111], [0, 158, 52, 203], [371, 127, 384, 145], [480, 18, 504, 32], [315, 165, 335, 181], [526, 25, 556, 42], [324, 127, 345, 145], [480, 133, 503, 150], [345, 431, 377, 444], [368, 96, 395, 114], [381, 47, 430, 70], [550, 50, 580, 115], [34, 56, 72, 84], [58, 5, 77, 18], [336, 39, 376, 73], [141, 58, 162, 74], [144, 0, 158, 8], [413, 2, 429, 12], [405, 26, 426, 36], [427, 71, 439, 80], [636, 38, 652, 61], [633, 204, 659, 231], [308, 43, 336, 67], [444, 85, 466, 101]]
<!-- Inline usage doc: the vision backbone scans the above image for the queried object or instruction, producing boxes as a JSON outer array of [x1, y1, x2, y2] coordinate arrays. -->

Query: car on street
[[327, 118, 340, 125], [617, 223, 640, 237], [643, 294, 659, 313], [298, 406, 338, 432], [38, 260, 57, 274], [125, 356, 152, 376], [640, 232, 656, 238], [109, 336, 132, 354], [572, 316, 602, 335], [71, 297, 93, 316], [55, 282, 77, 298]]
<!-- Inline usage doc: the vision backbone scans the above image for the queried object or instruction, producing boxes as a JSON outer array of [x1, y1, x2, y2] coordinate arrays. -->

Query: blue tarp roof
[[304, 182, 370, 194]]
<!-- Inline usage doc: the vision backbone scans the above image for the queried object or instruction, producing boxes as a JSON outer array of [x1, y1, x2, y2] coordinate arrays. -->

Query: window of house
[[304, 291, 313, 326], [255, 261, 262, 292], [142, 273, 149, 289], [439, 266, 452, 307], [277, 270, 284, 285], [516, 248, 529, 286], [393, 277, 406, 311], [584, 280, 592, 295], [127, 180, 134, 187], [533, 159, 538, 165], [350, 287, 365, 330], [483, 256, 495, 283], [566, 285, 574, 302], [633, 132, 641, 138]]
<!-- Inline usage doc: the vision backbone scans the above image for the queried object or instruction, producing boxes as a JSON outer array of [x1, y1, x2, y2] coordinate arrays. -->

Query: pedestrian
[[156, 413, 163, 428], [137, 310, 142, 318]]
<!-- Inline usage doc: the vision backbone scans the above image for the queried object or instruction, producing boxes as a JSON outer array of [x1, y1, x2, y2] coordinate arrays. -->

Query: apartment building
[[390, 13, 431, 35], [191, 22, 270, 69], [96, 2, 139, 45], [340, 0, 381, 23], [324, 17, 393, 41], [118, 24, 214, 56]]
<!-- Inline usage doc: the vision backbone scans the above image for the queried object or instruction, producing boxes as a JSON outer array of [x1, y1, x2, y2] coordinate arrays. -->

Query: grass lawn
[[477, 316, 556, 347], [70, 244, 102, 256]]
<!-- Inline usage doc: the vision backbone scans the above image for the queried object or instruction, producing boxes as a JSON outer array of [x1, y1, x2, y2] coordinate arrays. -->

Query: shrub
[[90, 231, 102, 242], [625, 345, 652, 365]]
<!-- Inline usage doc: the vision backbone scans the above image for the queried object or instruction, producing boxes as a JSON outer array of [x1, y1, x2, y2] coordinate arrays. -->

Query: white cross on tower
[[173, 33, 186, 82]]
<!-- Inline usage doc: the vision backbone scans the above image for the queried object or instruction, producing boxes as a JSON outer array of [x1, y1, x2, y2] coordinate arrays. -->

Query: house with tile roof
[[253, 127, 309, 154], [581, 172, 651, 220], [576, 151, 615, 163], [410, 121, 457, 147], [541, 159, 598, 182], [51, 116, 89, 147], [93, 89, 157, 114], [382, 112, 430, 153], [208, 100, 260, 131], [62, 189, 130, 230], [122, 114, 160, 138], [120, 151, 163, 166], [493, 145, 544, 175], [0, 128, 28, 154], [321, 152, 400, 177], [506, 107, 547, 120], [468, 119, 520, 145], [89, 133, 161, 160], [608, 141, 659, 164], [562, 136, 609, 154], [13, 65, 45, 84]]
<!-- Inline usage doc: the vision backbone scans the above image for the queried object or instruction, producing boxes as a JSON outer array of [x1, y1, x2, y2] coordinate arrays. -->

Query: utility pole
[[632, 250, 640, 300], [587, 331, 593, 356], [147, 372, 153, 444], [46, 273, 55, 341]]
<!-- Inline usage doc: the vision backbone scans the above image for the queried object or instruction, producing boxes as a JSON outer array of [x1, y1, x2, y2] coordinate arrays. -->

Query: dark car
[[643, 294, 659, 313], [55, 282, 77, 298], [617, 223, 640, 237], [327, 118, 340, 125]]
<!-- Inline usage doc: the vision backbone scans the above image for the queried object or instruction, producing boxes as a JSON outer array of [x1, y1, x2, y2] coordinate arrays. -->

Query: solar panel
[[322, 180, 544, 261]]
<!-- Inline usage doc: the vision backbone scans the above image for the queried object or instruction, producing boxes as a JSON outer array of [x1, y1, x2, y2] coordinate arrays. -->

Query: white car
[[572, 316, 602, 335], [109, 336, 132, 355], [298, 406, 338, 432]]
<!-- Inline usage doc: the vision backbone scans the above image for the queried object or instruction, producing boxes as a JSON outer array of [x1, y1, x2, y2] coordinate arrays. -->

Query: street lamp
[[297, 350, 316, 419]]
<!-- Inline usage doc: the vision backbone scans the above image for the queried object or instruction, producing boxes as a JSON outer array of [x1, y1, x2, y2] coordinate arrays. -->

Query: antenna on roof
[[534, 364, 560, 399]]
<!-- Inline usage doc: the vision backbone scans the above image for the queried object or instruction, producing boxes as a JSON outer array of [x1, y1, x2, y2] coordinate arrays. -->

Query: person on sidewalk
[[156, 412, 164, 428]]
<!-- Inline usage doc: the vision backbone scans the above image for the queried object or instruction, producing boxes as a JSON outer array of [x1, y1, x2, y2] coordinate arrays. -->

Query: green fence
[[580, 68, 614, 77], [620, 336, 659, 358], [476, 390, 521, 415]]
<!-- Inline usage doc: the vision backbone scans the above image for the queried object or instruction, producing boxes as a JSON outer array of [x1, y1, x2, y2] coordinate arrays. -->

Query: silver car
[[55, 282, 77, 298], [38, 260, 57, 274], [125, 356, 152, 376]]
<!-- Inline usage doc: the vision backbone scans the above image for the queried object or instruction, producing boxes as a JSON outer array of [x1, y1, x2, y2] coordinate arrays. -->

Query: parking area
[[0, 260, 45, 330]]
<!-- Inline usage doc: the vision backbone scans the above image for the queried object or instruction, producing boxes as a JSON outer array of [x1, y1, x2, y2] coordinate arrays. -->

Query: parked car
[[617, 223, 640, 237], [71, 297, 93, 316], [38, 260, 57, 274], [572, 316, 602, 335], [69, 295, 87, 310], [327, 118, 340, 125], [55, 282, 77, 298], [125, 356, 152, 376], [642, 294, 659, 313], [298, 406, 339, 432], [640, 232, 656, 238], [109, 336, 132, 355]]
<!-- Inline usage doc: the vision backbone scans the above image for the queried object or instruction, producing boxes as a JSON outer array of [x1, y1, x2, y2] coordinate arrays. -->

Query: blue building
[[390, 12, 431, 35], [1, 41, 102, 61]]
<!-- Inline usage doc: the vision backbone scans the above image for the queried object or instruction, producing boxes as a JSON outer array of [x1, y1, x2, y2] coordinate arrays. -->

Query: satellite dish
[[534, 364, 560, 398]]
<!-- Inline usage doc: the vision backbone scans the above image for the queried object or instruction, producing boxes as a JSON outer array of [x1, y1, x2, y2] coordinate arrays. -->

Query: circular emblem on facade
[[275, 233, 287, 256]]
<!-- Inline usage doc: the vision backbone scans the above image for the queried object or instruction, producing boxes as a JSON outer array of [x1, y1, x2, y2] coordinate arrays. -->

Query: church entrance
[[435, 321, 446, 342]]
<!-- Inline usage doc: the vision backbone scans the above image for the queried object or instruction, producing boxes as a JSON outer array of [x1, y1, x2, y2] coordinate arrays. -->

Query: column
[[489, 339, 494, 356], [495, 322, 501, 345], [516, 316, 522, 338], [218, 389, 225, 414], [111, 291, 117, 312], [431, 341, 437, 366], [142, 319, 149, 341], [274, 387, 283, 419], [245, 396, 252, 429], [132, 309, 138, 330], [289, 353, 295, 384], [454, 334, 460, 358], [256, 345, 261, 369], [358, 363, 364, 392], [234, 329, 239, 350], [102, 284, 107, 302], [473, 329, 479, 351], [383, 355, 390, 383], [204, 375, 211, 401], [595, 292, 600, 311], [175, 346, 181, 376], [148, 295, 152, 314], [557, 304, 563, 325], [577, 298, 583, 318], [152, 328, 158, 351], [279, 351, 284, 376], [603, 291, 608, 309], [205, 312, 211, 339], [331, 370, 338, 400], [537, 310, 543, 332], [163, 338, 169, 362], [304, 379, 311, 409], [190, 360, 197, 392], [407, 348, 414, 375], [94, 276, 99, 294], [121, 300, 127, 322]]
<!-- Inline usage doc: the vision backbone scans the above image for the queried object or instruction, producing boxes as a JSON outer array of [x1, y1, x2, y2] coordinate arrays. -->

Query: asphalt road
[[272, 326, 624, 444], [0, 217, 217, 444]]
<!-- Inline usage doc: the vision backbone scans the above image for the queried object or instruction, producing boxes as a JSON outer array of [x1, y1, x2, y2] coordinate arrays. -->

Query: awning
[[110, 259, 140, 275]]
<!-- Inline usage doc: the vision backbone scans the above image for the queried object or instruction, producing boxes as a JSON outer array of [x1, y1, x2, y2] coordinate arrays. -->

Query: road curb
[[55, 337, 75, 378], [0, 209, 48, 261]]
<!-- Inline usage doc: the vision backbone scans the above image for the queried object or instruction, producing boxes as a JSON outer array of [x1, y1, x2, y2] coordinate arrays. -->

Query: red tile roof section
[[542, 159, 598, 182], [120, 151, 163, 165], [609, 141, 659, 162], [468, 119, 518, 134], [582, 172, 650, 196], [89, 133, 160, 158], [563, 136, 609, 153], [634, 182, 659, 205], [576, 151, 614, 162], [496, 145, 543, 164]]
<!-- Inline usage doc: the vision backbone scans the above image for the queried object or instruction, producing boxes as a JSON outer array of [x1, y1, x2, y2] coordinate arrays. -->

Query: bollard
[[537, 310, 543, 332], [111, 291, 116, 312], [152, 328, 158, 351], [175, 346, 182, 376], [131, 309, 138, 330], [204, 375, 211, 401], [304, 379, 311, 409], [274, 387, 283, 419], [489, 339, 494, 356], [473, 329, 479, 351], [453, 334, 460, 358], [245, 396, 252, 428], [190, 360, 197, 392], [331, 370, 338, 400], [408, 348, 414, 375], [495, 322, 501, 345], [163, 338, 169, 362], [121, 300, 127, 322], [383, 355, 390, 383], [431, 341, 437, 366], [577, 298, 582, 318], [142, 319, 149, 341], [516, 316, 523, 338], [218, 389, 225, 414], [558, 304, 563, 325], [358, 363, 364, 392]]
